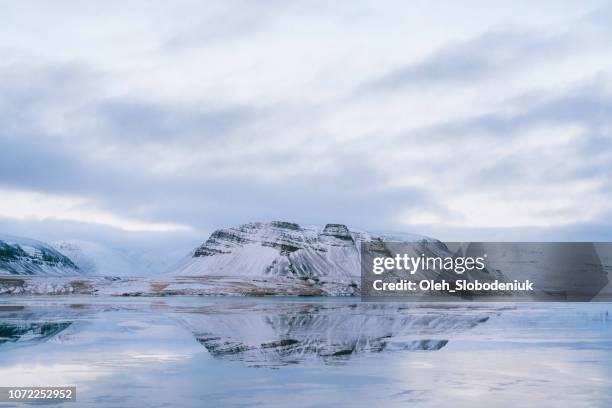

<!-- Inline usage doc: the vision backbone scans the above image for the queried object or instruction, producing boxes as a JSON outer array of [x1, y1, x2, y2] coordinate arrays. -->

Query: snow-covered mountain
[[167, 221, 432, 279], [52, 240, 145, 277], [52, 240, 190, 277], [0, 234, 81, 276]]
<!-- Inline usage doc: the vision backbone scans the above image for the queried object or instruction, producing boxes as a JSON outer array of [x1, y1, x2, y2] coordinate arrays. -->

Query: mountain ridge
[[0, 233, 81, 276], [166, 221, 434, 279]]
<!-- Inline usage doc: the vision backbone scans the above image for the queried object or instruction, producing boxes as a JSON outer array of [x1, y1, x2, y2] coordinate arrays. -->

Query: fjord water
[[0, 297, 610, 407]]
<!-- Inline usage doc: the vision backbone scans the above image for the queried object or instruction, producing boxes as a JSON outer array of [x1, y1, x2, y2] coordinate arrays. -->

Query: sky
[[1, 0, 612, 251]]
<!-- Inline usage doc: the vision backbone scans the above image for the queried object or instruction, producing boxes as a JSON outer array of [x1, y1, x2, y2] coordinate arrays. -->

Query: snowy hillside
[[0, 234, 81, 276], [167, 221, 433, 279], [52, 240, 144, 276], [52, 240, 184, 276]]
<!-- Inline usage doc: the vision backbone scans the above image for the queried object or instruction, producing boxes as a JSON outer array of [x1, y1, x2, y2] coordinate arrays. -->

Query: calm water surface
[[0, 297, 610, 407]]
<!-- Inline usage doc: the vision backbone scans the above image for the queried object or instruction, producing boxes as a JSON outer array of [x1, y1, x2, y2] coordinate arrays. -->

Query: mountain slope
[[52, 240, 192, 277], [52, 240, 145, 277], [0, 234, 81, 276], [167, 221, 433, 279]]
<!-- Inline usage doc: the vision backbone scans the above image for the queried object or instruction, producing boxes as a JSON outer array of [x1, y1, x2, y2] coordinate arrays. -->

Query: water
[[0, 297, 611, 407]]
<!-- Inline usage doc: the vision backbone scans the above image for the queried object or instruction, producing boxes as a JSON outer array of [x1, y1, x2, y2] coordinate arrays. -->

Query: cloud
[[359, 30, 574, 92], [94, 99, 258, 143], [161, 1, 273, 50], [1, 0, 611, 246], [0, 64, 433, 233], [0, 188, 191, 232]]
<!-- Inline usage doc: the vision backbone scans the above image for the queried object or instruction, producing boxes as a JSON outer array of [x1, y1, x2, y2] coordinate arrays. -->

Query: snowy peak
[[0, 234, 81, 276], [194, 221, 312, 258], [194, 222, 363, 259], [320, 224, 353, 242], [168, 221, 429, 279]]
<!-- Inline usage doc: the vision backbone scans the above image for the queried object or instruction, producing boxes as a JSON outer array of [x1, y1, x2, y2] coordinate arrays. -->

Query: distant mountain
[[51, 240, 186, 277], [0, 234, 81, 276], [52, 240, 143, 277], [166, 221, 432, 279]]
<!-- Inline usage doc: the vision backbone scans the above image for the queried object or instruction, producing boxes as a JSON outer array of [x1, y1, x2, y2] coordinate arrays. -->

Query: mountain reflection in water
[[171, 302, 495, 366], [0, 300, 498, 367], [0, 298, 610, 408]]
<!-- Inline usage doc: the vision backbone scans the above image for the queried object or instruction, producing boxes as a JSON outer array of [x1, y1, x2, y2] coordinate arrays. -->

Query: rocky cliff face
[[0, 234, 81, 276], [168, 221, 430, 280]]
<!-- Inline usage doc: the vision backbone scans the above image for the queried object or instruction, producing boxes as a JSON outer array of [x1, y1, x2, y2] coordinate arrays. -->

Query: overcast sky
[[1, 0, 612, 247]]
